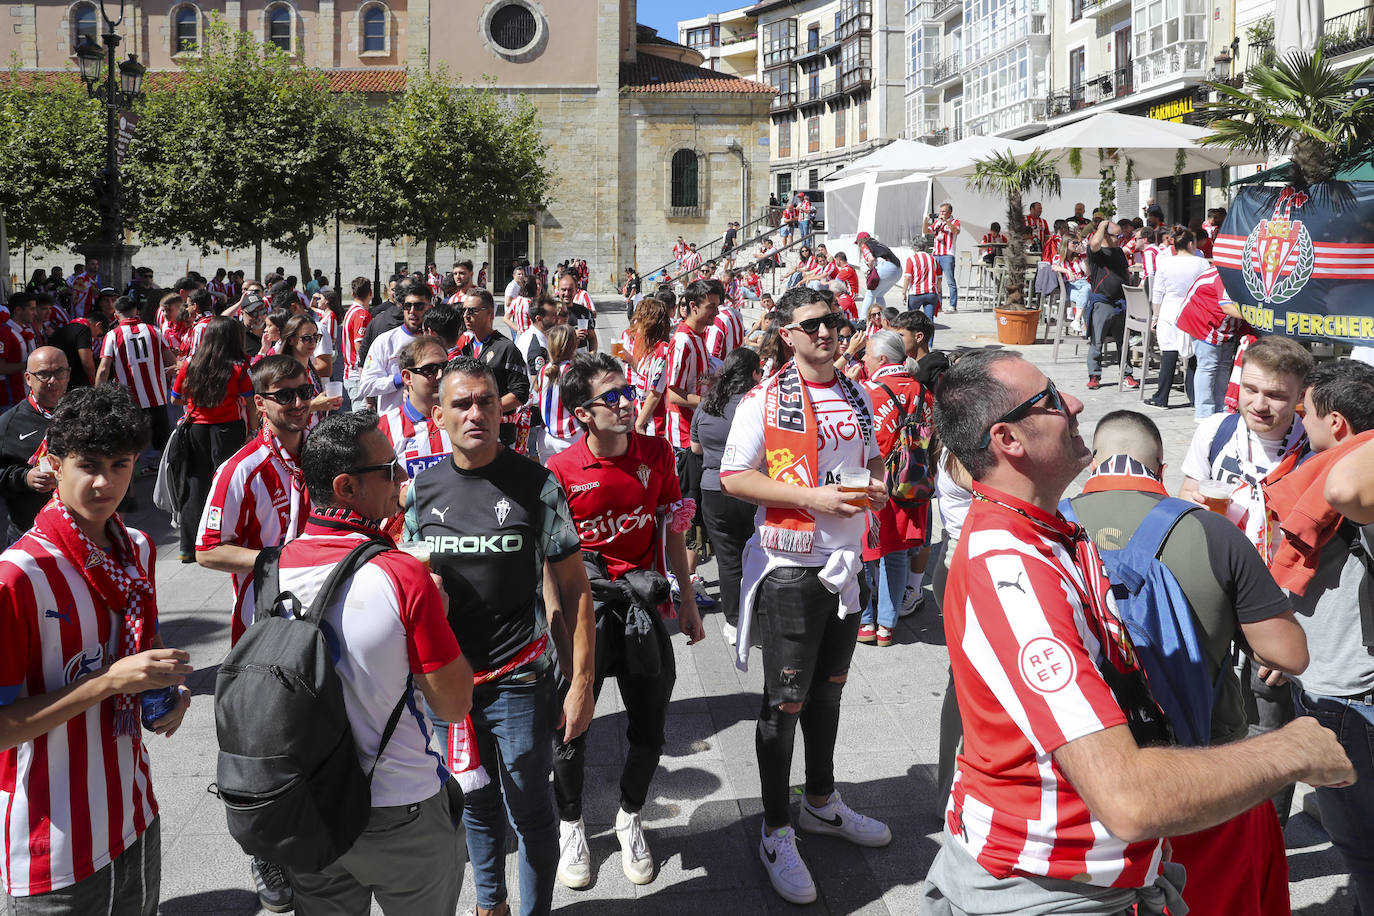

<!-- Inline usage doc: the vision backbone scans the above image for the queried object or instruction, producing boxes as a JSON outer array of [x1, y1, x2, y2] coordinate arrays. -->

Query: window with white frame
[[1133, 0, 1207, 87], [267, 3, 294, 52], [961, 0, 1046, 67], [173, 4, 199, 54], [964, 41, 1047, 134]]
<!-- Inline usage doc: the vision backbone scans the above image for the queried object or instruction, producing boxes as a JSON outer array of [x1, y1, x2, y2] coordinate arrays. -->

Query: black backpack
[[213, 539, 408, 872]]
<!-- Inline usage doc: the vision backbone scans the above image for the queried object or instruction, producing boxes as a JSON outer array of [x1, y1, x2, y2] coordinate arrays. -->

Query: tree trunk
[[298, 229, 312, 284], [1005, 190, 1028, 309], [425, 238, 437, 271], [254, 239, 263, 282]]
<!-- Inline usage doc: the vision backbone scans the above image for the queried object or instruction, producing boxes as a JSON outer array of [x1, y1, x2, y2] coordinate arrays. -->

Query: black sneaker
[[251, 856, 294, 913]]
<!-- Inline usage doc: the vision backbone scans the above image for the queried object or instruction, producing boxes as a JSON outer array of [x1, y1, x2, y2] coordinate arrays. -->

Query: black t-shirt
[[1087, 246, 1130, 302], [914, 350, 950, 390], [405, 448, 581, 671], [458, 330, 530, 444], [722, 227, 737, 254], [48, 322, 94, 388]]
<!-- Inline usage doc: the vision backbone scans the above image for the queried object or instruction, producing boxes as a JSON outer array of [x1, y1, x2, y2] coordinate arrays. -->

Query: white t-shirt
[[1181, 412, 1303, 555], [720, 378, 879, 563]]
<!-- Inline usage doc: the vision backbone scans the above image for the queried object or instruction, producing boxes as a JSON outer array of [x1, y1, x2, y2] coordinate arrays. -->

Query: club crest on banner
[[1240, 187, 1316, 305]]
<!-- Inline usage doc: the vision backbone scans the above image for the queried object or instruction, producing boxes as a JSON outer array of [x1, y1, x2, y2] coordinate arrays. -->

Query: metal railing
[[932, 52, 961, 82], [1046, 63, 1133, 116], [639, 210, 805, 285], [770, 89, 798, 111], [796, 29, 840, 60], [919, 124, 963, 145], [1247, 4, 1374, 69], [922, 0, 960, 19]]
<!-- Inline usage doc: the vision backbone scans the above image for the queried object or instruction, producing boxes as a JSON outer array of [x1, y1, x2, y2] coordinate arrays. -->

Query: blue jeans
[[934, 255, 958, 311], [798, 219, 811, 241], [862, 259, 902, 310], [1067, 278, 1090, 316], [1294, 688, 1374, 915], [436, 657, 559, 916], [785, 270, 805, 289], [907, 292, 940, 345], [862, 549, 909, 629], [1193, 338, 1238, 420]]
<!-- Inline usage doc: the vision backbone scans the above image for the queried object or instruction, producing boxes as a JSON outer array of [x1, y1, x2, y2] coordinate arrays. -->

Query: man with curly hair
[[0, 386, 192, 915]]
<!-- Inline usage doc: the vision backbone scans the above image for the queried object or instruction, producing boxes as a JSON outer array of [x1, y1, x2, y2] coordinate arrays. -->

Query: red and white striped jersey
[[505, 297, 533, 336], [1042, 234, 1061, 265], [538, 362, 580, 441], [705, 306, 745, 360], [314, 308, 339, 358], [186, 316, 213, 358], [1055, 250, 1088, 282], [574, 290, 596, 316], [101, 319, 168, 408], [679, 250, 704, 274], [800, 255, 821, 274], [929, 217, 961, 256], [377, 402, 454, 479], [0, 528, 159, 896], [980, 232, 1008, 256], [0, 320, 36, 407], [40, 304, 69, 342], [207, 278, 230, 305], [1027, 215, 1050, 248], [1175, 267, 1240, 346], [904, 252, 942, 296], [196, 429, 310, 644], [943, 484, 1165, 889], [672, 241, 688, 265], [341, 302, 372, 379], [159, 317, 190, 358], [1141, 243, 1164, 278], [68, 273, 98, 319], [666, 323, 709, 449], [631, 339, 670, 437]]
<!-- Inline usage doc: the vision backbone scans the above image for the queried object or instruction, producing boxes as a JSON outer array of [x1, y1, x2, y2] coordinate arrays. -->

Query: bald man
[[0, 347, 69, 542], [1065, 408, 1307, 916]]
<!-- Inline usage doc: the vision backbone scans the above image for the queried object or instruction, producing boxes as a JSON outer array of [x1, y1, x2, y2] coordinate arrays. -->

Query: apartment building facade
[[679, 4, 759, 78]]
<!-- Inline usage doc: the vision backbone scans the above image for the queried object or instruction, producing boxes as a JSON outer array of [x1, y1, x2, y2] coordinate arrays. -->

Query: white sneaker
[[798, 791, 892, 847], [759, 826, 817, 905], [722, 621, 738, 646], [614, 808, 655, 885], [557, 818, 591, 889]]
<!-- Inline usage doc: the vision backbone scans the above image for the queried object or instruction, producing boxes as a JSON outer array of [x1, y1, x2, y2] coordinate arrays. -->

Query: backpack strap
[[369, 674, 414, 782], [1125, 498, 1201, 561], [252, 546, 283, 626], [876, 382, 908, 426], [1207, 413, 1241, 468], [1340, 522, 1374, 653], [301, 538, 392, 626]]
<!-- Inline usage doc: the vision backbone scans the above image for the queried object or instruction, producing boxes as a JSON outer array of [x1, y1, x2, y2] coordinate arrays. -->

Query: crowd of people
[[0, 231, 1369, 916]]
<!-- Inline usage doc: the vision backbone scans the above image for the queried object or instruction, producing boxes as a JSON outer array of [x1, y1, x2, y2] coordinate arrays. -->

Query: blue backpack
[[1061, 496, 1221, 747]]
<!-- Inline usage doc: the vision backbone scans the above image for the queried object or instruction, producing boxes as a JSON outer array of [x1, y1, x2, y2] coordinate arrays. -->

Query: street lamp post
[[74, 0, 144, 292]]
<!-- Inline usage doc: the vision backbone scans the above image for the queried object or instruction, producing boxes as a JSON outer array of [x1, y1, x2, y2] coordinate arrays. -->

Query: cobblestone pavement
[[4, 299, 1354, 914]]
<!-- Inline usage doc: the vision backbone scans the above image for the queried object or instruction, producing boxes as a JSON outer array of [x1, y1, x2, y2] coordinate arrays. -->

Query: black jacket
[[459, 330, 530, 444], [0, 398, 53, 532]]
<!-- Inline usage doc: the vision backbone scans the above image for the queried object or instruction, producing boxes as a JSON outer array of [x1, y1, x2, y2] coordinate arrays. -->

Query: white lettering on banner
[[425, 534, 525, 554], [406, 454, 447, 477]]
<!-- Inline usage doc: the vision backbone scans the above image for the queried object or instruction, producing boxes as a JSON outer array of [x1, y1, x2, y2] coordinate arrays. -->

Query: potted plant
[[967, 148, 1063, 344]]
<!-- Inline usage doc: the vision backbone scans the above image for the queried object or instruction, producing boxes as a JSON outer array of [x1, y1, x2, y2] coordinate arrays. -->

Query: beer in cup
[[1198, 479, 1232, 515], [839, 468, 870, 508]]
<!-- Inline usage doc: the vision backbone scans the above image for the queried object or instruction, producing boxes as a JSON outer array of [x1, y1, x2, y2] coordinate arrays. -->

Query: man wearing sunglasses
[[454, 289, 532, 448], [359, 281, 432, 414], [923, 351, 1352, 916], [405, 356, 594, 916], [544, 353, 706, 890], [721, 287, 890, 906], [195, 354, 314, 913], [378, 337, 453, 485], [273, 411, 473, 915], [0, 348, 68, 543]]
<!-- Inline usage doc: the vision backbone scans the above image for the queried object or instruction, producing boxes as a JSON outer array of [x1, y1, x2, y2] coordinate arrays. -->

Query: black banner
[[1215, 182, 1374, 346]]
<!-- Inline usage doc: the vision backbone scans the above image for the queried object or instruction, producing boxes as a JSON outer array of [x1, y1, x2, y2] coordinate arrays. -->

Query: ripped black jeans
[[754, 565, 866, 829]]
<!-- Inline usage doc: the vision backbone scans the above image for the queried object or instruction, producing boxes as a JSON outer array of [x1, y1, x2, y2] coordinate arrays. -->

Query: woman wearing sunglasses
[[280, 313, 343, 428], [170, 317, 258, 562]]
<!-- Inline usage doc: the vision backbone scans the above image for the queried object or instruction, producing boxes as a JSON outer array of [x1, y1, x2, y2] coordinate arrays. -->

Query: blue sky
[[638, 0, 722, 39]]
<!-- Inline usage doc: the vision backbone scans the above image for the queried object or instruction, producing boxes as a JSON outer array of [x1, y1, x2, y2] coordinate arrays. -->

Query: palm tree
[[966, 149, 1062, 309], [1203, 50, 1374, 187]]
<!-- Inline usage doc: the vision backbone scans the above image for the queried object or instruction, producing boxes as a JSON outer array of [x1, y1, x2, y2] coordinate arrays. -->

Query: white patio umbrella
[[823, 138, 952, 182], [938, 112, 1267, 179]]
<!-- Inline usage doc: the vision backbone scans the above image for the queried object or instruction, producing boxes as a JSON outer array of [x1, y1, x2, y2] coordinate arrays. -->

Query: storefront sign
[[1148, 95, 1194, 123]]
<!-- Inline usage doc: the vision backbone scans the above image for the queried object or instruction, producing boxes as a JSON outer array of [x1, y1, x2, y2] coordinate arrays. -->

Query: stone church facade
[[2, 0, 772, 293]]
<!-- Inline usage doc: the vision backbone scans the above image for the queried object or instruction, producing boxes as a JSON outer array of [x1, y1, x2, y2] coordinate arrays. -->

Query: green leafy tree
[[347, 64, 553, 266], [1203, 49, 1374, 187], [0, 70, 104, 253], [124, 18, 350, 278], [967, 149, 1063, 309]]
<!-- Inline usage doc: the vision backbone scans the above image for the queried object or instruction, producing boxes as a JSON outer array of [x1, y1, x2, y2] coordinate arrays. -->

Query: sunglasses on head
[[580, 384, 638, 411], [978, 380, 1067, 449], [407, 362, 445, 379], [259, 383, 316, 405], [786, 312, 847, 335]]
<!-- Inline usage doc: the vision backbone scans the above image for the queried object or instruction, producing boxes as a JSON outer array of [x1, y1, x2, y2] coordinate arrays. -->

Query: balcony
[[840, 61, 872, 92], [932, 52, 961, 84], [921, 0, 961, 21], [719, 31, 757, 59], [1082, 0, 1130, 17], [798, 78, 831, 108], [770, 89, 798, 112], [795, 29, 840, 63], [1314, 5, 1374, 58], [838, 0, 873, 41], [1045, 64, 1134, 117], [917, 122, 963, 145]]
